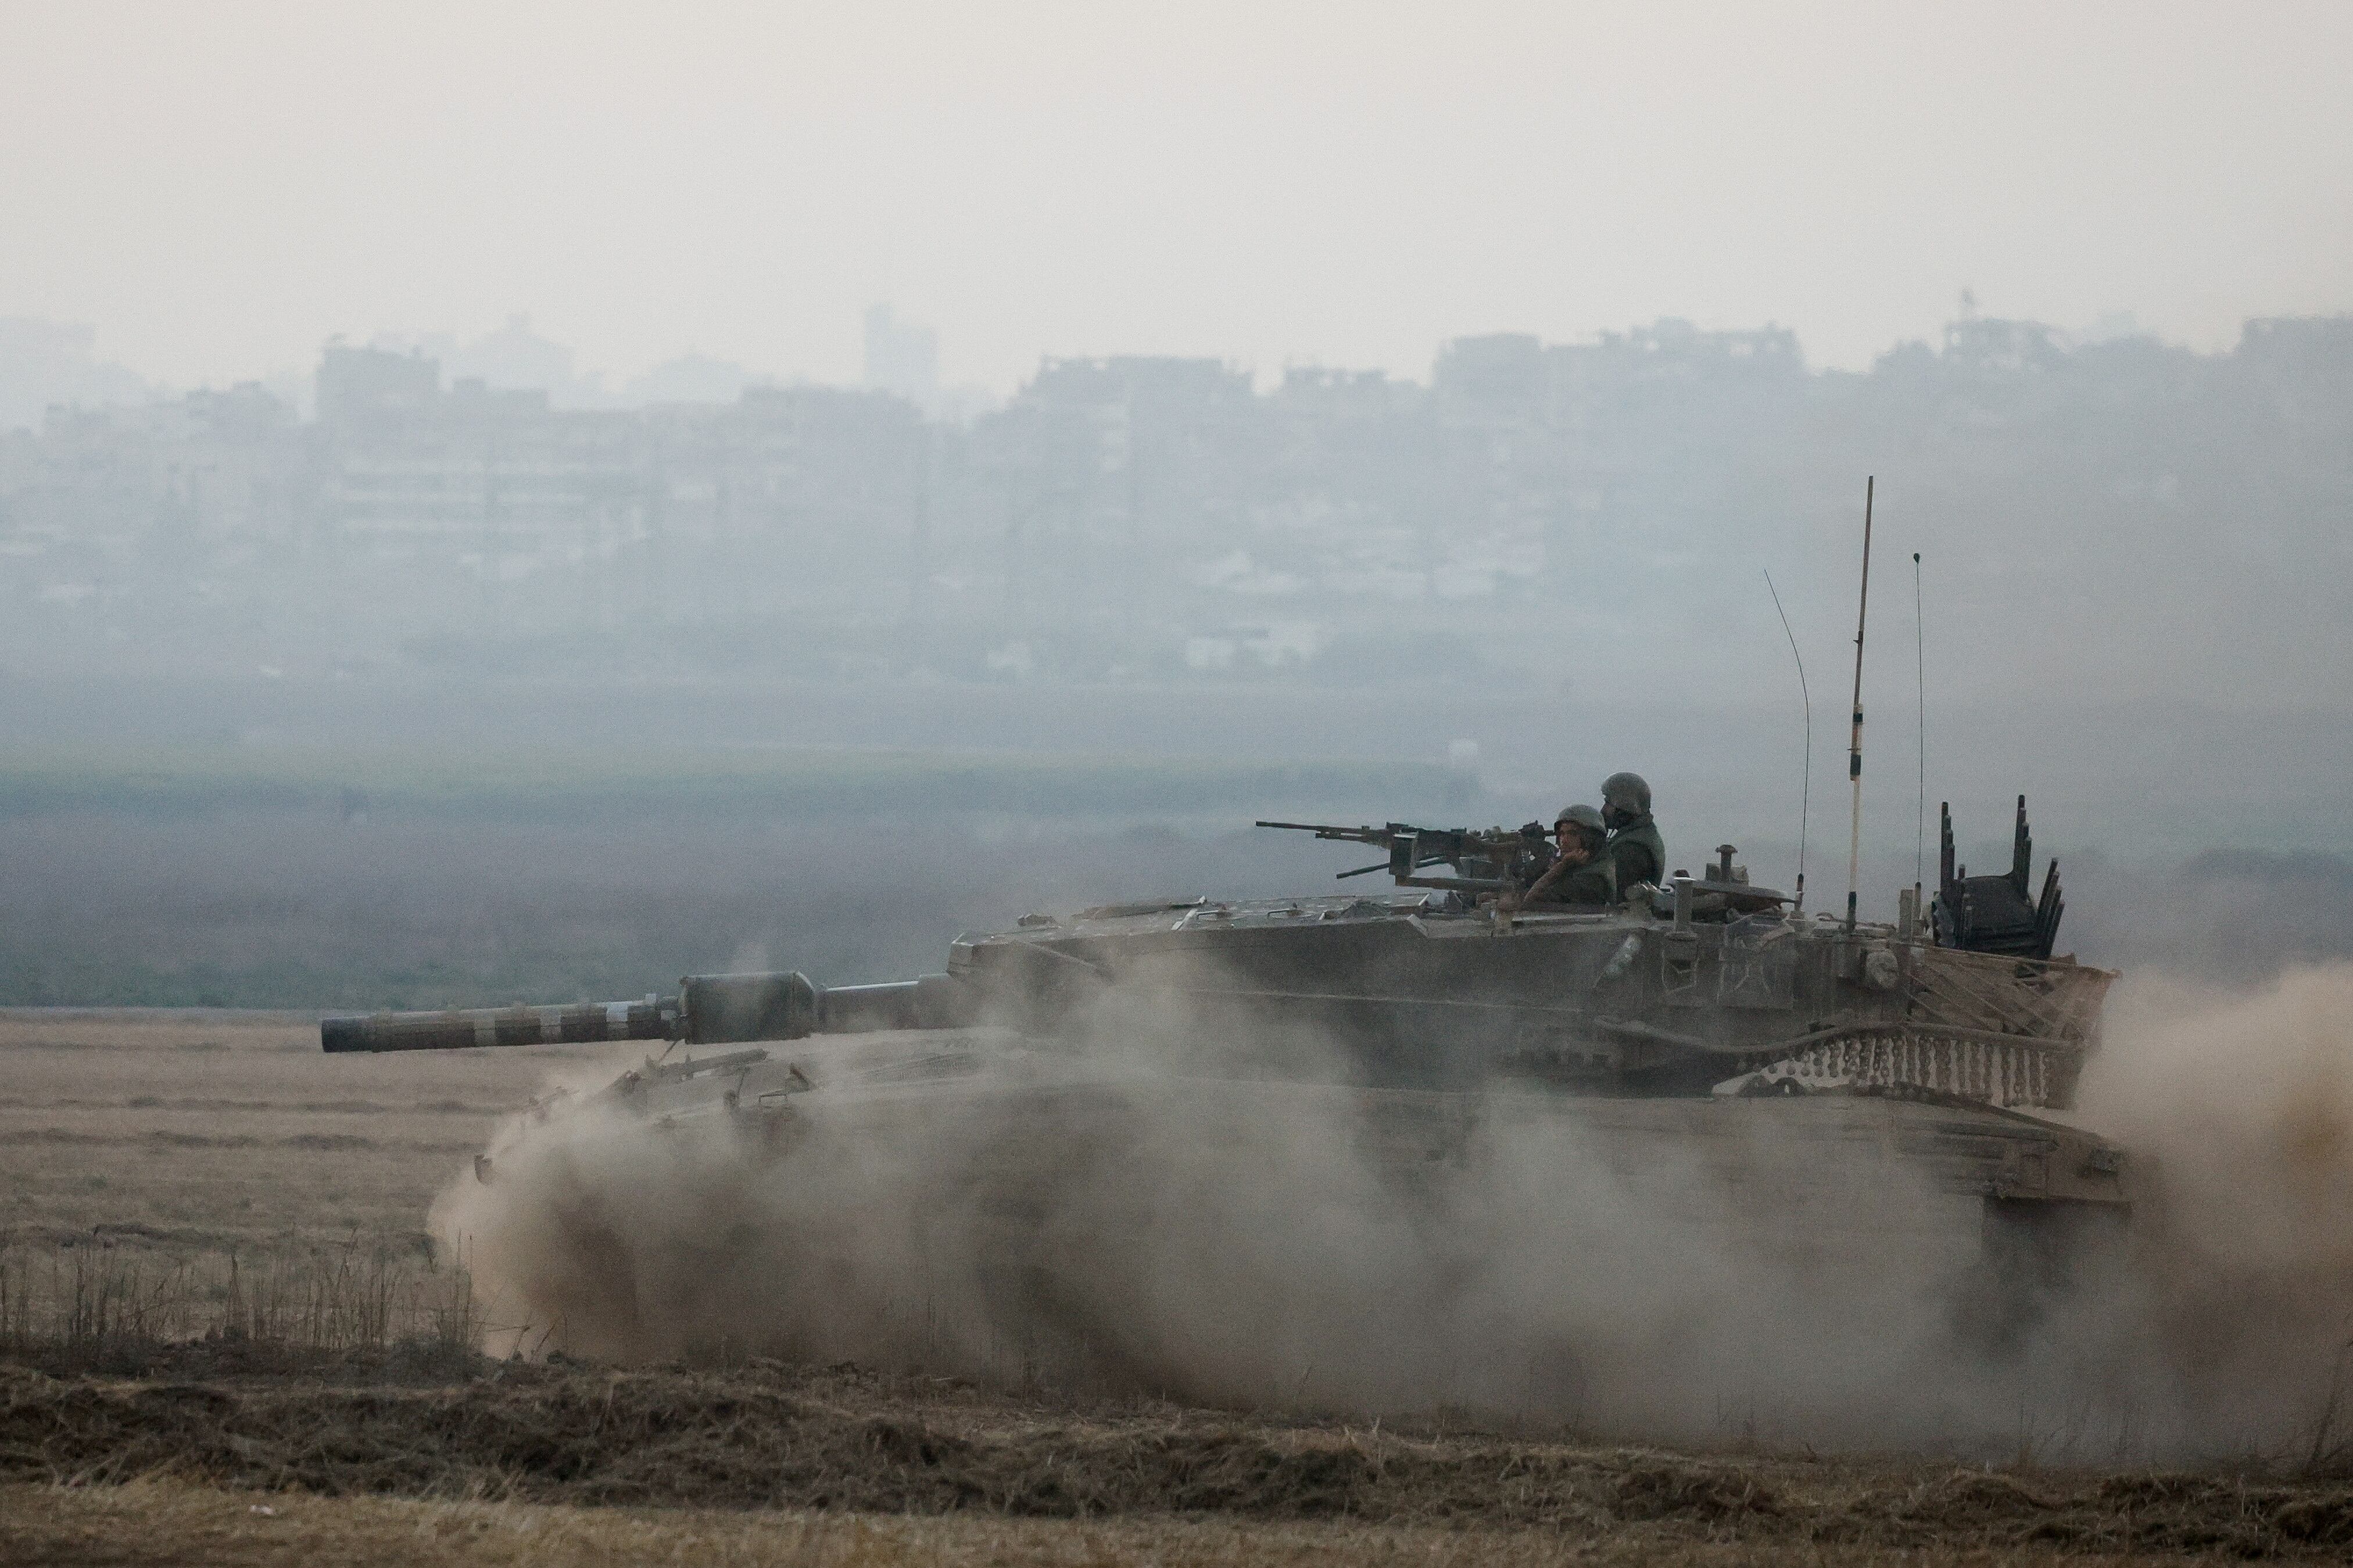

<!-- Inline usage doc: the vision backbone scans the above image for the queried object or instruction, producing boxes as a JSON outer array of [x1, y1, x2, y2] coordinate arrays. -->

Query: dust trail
[[433, 964, 2353, 1462], [2067, 964, 2353, 1456]]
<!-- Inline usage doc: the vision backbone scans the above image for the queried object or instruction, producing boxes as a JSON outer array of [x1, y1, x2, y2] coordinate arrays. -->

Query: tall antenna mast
[[1913, 551, 1926, 906], [1764, 568, 1810, 914], [1845, 477, 1875, 932]]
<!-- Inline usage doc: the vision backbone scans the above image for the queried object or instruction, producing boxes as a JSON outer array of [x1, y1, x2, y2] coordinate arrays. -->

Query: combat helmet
[[1600, 772, 1651, 825], [1553, 803, 1607, 842]]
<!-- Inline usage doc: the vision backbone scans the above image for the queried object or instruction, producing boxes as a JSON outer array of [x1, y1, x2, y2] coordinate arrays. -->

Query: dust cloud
[[432, 965, 2353, 1463], [2065, 965, 2353, 1455]]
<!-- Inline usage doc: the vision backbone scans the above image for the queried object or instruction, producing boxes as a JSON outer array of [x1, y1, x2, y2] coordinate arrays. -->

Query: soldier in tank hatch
[[1509, 803, 1617, 908], [1599, 772, 1666, 892]]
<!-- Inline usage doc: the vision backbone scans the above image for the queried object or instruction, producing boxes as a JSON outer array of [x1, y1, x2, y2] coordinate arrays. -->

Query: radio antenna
[[1845, 477, 1874, 933], [1913, 551, 1926, 906], [1763, 568, 1810, 913]]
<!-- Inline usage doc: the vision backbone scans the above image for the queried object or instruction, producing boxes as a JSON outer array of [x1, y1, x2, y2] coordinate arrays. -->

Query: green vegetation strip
[[0, 747, 1462, 823]]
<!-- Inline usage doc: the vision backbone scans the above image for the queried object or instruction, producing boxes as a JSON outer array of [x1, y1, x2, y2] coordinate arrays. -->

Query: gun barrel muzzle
[[321, 998, 675, 1054], [322, 971, 984, 1053]]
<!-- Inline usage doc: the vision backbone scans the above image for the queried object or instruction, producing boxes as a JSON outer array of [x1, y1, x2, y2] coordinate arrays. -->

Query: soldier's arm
[[1524, 845, 1618, 905], [1519, 849, 1589, 905], [1607, 836, 1657, 891]]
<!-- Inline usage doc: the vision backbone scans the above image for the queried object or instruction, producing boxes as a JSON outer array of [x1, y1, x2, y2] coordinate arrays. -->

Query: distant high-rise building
[[0, 317, 153, 433], [864, 304, 939, 406], [449, 313, 578, 397], [315, 344, 439, 429]]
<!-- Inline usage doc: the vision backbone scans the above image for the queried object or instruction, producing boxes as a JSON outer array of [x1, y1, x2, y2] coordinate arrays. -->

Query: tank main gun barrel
[[320, 971, 976, 1053], [321, 998, 675, 1054]]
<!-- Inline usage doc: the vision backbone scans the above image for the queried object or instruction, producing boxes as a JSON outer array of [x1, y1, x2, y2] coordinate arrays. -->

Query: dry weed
[[0, 1477, 1947, 1568], [2, 1361, 2351, 1556]]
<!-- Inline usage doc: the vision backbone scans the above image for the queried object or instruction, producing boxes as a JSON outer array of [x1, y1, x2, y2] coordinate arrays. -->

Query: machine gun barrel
[[1254, 819, 1389, 844], [321, 971, 977, 1053], [1256, 817, 1549, 892]]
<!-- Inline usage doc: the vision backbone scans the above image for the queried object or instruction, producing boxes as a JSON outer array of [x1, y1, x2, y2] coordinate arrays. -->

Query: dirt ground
[[5, 1010, 2351, 1565], [6, 1355, 2352, 1563], [0, 1478, 2265, 1568]]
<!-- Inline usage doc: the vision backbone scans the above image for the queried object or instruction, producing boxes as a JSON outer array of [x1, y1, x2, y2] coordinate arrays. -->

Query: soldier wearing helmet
[[1599, 772, 1666, 892], [1507, 803, 1617, 908]]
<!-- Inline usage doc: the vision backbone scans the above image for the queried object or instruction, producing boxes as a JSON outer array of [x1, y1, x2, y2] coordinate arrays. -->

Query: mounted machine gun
[[1253, 818, 1556, 894]]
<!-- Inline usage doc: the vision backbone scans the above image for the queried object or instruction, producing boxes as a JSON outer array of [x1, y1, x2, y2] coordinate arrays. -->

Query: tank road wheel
[[1955, 1197, 2131, 1349]]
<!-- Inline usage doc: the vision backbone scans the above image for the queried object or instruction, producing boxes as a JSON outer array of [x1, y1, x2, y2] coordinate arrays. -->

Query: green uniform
[[1603, 812, 1666, 892], [1526, 853, 1617, 906]]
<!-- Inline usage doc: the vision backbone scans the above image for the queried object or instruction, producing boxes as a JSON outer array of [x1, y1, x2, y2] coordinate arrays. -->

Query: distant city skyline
[[0, 294, 2286, 426], [9, 306, 2350, 718]]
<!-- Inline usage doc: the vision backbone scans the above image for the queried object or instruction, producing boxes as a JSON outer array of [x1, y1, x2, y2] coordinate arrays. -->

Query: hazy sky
[[6, 1, 2350, 392]]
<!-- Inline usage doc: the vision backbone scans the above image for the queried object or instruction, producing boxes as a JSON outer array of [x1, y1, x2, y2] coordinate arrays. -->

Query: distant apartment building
[[863, 304, 939, 408], [2, 383, 311, 559], [316, 347, 647, 570]]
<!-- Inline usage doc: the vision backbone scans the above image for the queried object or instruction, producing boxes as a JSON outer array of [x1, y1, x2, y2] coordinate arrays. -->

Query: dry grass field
[[0, 1009, 632, 1352], [0, 1007, 618, 1254], [5, 1010, 2352, 1565]]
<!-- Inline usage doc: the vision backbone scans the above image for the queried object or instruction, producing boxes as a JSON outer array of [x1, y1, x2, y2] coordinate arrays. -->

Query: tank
[[325, 795, 2128, 1261]]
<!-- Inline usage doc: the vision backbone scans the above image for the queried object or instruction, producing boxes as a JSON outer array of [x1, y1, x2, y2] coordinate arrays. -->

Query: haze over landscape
[[15, 13, 2353, 1562], [6, 3, 2353, 1008]]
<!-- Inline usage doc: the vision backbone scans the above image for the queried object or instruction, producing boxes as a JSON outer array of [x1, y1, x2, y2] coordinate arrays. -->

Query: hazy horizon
[[7, 2, 2350, 394], [11, 299, 2295, 414]]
